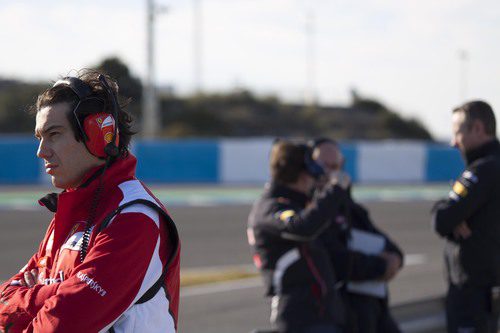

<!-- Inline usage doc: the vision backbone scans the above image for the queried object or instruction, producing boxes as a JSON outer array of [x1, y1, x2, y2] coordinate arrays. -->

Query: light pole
[[459, 49, 469, 102], [143, 0, 167, 139], [193, 0, 203, 94], [304, 8, 317, 108]]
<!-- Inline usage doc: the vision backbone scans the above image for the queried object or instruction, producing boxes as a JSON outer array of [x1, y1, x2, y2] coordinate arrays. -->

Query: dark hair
[[32, 69, 136, 157], [270, 140, 310, 185], [453, 100, 496, 136]]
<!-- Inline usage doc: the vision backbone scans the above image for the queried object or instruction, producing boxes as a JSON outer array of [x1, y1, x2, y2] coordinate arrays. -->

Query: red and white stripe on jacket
[[0, 155, 180, 333]]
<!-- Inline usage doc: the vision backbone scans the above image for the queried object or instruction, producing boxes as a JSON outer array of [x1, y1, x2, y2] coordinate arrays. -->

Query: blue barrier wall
[[425, 144, 464, 182], [134, 140, 219, 183], [0, 137, 468, 184], [0, 138, 40, 184], [340, 143, 358, 182]]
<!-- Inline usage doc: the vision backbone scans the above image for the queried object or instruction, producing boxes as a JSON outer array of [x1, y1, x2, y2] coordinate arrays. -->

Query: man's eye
[[49, 132, 60, 137]]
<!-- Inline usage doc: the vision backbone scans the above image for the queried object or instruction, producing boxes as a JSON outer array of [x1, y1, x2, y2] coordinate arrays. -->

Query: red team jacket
[[0, 154, 180, 332]]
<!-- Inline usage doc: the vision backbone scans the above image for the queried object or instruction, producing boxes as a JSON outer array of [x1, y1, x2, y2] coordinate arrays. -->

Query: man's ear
[[471, 119, 486, 136]]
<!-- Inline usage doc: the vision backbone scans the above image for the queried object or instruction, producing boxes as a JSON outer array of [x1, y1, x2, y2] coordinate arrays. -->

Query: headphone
[[302, 144, 325, 179], [53, 75, 120, 159]]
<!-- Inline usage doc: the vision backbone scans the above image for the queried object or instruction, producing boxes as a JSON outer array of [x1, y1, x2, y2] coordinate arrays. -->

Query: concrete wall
[[357, 142, 427, 183], [1, 137, 464, 185]]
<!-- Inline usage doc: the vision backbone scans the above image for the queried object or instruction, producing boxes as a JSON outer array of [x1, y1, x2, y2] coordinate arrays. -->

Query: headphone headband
[[53, 77, 93, 100]]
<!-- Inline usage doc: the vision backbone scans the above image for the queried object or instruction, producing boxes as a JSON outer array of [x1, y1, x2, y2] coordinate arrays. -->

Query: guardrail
[[0, 137, 464, 185]]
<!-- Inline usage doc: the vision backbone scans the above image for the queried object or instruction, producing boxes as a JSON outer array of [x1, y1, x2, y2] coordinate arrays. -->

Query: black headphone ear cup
[[303, 147, 324, 179], [104, 143, 119, 158]]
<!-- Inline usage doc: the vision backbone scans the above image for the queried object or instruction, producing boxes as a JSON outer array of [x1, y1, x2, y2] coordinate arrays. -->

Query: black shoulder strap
[[99, 199, 179, 305]]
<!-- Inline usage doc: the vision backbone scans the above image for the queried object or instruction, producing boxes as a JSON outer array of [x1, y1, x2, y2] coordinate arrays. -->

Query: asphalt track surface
[[0, 190, 447, 333]]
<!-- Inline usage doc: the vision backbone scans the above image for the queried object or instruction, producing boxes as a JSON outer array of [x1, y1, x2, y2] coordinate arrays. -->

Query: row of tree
[[0, 57, 432, 140]]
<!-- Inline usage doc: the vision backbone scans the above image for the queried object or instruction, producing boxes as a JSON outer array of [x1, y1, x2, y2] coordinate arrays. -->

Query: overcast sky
[[1, 0, 499, 140]]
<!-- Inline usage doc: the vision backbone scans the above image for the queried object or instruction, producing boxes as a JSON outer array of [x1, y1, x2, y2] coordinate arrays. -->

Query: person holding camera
[[247, 139, 350, 333], [312, 138, 403, 333], [433, 101, 500, 333]]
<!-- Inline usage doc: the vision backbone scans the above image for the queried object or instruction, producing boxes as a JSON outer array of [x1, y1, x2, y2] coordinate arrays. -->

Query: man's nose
[[37, 139, 52, 159]]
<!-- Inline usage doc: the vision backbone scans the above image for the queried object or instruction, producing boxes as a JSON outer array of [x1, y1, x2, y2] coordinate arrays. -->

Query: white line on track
[[405, 253, 427, 266]]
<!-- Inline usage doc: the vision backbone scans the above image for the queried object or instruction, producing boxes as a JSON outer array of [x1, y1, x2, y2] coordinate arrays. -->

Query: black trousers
[[271, 290, 345, 333], [446, 283, 499, 333], [344, 293, 401, 333]]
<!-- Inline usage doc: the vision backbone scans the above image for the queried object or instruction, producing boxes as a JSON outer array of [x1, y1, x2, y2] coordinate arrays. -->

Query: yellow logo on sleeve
[[453, 181, 468, 197], [279, 210, 296, 222]]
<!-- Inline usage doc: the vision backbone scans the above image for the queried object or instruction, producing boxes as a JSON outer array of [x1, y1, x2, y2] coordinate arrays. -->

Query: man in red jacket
[[0, 70, 180, 333]]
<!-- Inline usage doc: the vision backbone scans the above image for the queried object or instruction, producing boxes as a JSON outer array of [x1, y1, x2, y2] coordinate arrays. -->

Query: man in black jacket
[[247, 139, 350, 333], [312, 138, 403, 333], [433, 100, 500, 333]]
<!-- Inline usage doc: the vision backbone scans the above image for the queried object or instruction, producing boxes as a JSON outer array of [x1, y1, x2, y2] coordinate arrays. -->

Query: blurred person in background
[[0, 70, 180, 332], [247, 139, 350, 333], [433, 100, 500, 333], [312, 138, 403, 333]]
